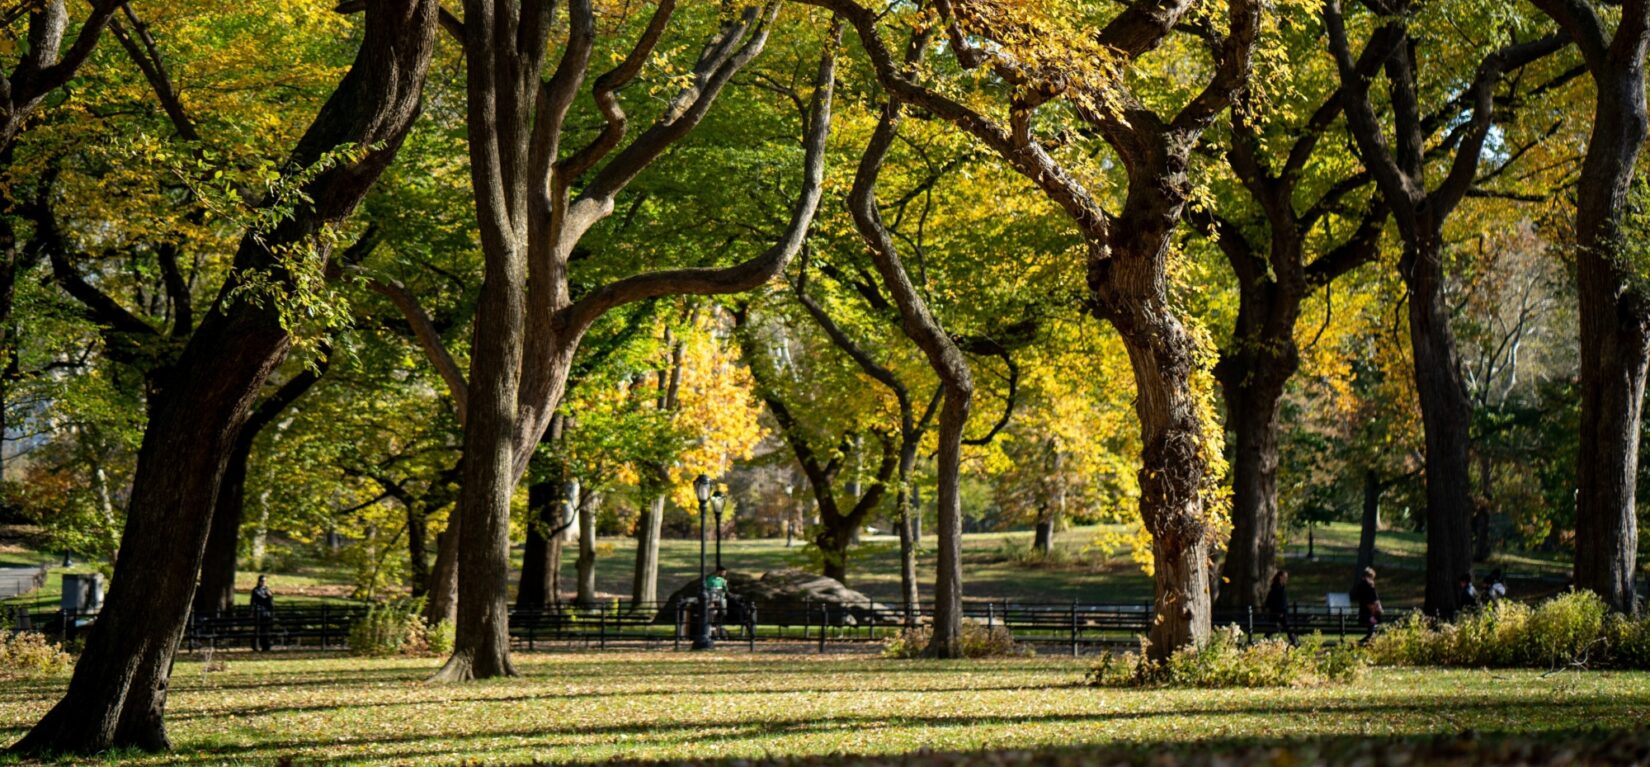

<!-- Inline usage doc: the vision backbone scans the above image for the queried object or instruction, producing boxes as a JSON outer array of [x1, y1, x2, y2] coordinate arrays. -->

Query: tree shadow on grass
[[20, 689, 1643, 765]]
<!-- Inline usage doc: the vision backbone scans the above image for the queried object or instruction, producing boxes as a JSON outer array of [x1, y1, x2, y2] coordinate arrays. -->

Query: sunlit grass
[[1, 651, 1645, 766]]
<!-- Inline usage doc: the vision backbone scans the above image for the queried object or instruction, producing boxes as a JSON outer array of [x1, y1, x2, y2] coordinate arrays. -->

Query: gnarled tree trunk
[[9, 3, 436, 751]]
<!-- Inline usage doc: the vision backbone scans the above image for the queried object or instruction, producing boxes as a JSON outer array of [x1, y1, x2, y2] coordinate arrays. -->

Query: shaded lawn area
[[551, 522, 1570, 609], [1, 652, 1645, 766]]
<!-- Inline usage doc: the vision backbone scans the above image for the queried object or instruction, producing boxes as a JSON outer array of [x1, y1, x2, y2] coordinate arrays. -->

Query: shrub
[[995, 536, 1073, 566], [347, 599, 430, 657], [1524, 590, 1607, 666], [1366, 591, 1624, 669], [0, 631, 73, 678], [1088, 627, 1364, 688], [882, 620, 1032, 659], [426, 618, 456, 656]]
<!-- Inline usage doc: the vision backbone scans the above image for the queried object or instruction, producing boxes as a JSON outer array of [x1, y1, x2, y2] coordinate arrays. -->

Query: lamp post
[[692, 474, 713, 650], [712, 490, 727, 569], [784, 482, 795, 548]]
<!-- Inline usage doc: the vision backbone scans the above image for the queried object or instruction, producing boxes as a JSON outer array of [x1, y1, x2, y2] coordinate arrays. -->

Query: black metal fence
[[5, 598, 1400, 655]]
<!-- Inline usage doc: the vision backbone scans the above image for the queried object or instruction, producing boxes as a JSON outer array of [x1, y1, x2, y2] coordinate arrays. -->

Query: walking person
[[1483, 568, 1507, 604], [250, 574, 276, 652], [1456, 572, 1480, 618], [1264, 570, 1297, 646], [1350, 567, 1382, 643]]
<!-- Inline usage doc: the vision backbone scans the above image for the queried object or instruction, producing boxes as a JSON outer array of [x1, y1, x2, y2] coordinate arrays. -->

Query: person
[[705, 566, 728, 595], [250, 574, 275, 652], [1264, 570, 1296, 646], [1483, 568, 1507, 604], [1350, 567, 1382, 642], [704, 567, 731, 639], [1456, 572, 1480, 617]]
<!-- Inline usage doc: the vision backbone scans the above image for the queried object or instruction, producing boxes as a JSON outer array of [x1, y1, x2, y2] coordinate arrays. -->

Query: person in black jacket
[[1264, 570, 1296, 646], [250, 575, 275, 652], [1351, 567, 1381, 643], [1456, 572, 1480, 619]]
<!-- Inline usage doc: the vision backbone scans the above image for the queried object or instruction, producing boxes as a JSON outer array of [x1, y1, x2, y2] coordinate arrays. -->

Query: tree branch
[[562, 22, 837, 335]]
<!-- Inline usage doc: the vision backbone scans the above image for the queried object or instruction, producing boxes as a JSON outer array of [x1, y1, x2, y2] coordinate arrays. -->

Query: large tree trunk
[[9, 2, 435, 753], [516, 482, 555, 610], [1404, 235, 1477, 617], [1216, 374, 1286, 608], [1120, 317, 1215, 659], [432, 252, 528, 682], [926, 391, 971, 658], [631, 494, 665, 606], [1570, 56, 1650, 615], [815, 525, 850, 584]]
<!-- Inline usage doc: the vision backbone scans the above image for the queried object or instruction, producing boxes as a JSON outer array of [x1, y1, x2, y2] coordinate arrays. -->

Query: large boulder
[[654, 568, 894, 627]]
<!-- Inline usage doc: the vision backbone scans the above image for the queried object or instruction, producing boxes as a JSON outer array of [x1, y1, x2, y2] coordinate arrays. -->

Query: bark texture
[[10, 0, 436, 753], [1529, 0, 1650, 613]]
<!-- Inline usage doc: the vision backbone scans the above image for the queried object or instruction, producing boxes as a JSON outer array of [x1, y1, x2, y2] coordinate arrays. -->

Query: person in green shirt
[[705, 567, 729, 593]]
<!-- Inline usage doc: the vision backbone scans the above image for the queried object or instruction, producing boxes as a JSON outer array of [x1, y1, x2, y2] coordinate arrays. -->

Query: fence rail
[[5, 597, 1400, 655]]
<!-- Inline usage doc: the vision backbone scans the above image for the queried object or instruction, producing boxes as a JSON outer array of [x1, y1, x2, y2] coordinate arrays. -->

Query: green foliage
[[881, 621, 1031, 659], [1366, 591, 1631, 669], [345, 599, 430, 658], [1088, 627, 1365, 688], [425, 619, 456, 657], [0, 631, 73, 679]]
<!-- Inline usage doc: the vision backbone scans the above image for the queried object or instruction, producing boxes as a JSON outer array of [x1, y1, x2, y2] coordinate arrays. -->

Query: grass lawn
[[551, 521, 1570, 608], [1, 652, 1646, 766]]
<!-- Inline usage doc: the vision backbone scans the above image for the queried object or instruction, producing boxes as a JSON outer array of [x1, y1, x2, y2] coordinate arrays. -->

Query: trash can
[[61, 573, 105, 613]]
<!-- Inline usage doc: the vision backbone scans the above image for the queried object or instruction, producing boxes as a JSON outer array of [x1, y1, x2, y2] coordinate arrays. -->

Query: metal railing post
[[1070, 600, 1079, 657], [818, 604, 828, 654]]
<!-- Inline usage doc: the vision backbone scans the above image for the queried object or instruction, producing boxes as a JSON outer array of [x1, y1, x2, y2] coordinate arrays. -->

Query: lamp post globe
[[692, 474, 714, 650], [711, 490, 727, 569]]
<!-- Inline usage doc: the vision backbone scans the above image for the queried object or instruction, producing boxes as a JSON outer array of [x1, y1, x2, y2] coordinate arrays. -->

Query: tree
[[793, 256, 939, 620], [1189, 12, 1388, 607], [1528, 0, 1650, 614], [805, 0, 1259, 656], [436, 0, 836, 680], [1324, 0, 1568, 616], [735, 297, 898, 583], [9, 0, 438, 753]]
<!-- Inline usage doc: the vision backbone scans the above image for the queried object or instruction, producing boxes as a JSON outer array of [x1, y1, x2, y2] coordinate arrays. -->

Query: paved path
[[0, 566, 46, 599]]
